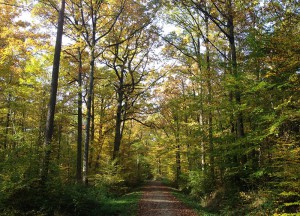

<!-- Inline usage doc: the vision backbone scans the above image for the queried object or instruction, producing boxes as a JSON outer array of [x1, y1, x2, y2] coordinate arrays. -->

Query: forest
[[0, 0, 299, 215]]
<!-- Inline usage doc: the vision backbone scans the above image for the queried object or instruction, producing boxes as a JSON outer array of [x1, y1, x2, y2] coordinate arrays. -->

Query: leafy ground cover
[[99, 190, 142, 216], [171, 188, 217, 216], [0, 182, 142, 216]]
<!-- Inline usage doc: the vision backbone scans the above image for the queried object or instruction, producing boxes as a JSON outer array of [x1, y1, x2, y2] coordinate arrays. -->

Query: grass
[[99, 190, 142, 216], [172, 189, 217, 216]]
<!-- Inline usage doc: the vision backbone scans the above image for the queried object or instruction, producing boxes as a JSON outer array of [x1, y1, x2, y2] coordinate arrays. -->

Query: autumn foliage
[[0, 0, 299, 215]]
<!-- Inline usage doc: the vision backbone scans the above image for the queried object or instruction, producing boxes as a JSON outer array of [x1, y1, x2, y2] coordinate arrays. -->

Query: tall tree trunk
[[175, 115, 181, 187], [199, 81, 205, 171], [205, 14, 215, 180], [228, 1, 246, 170], [76, 47, 83, 183], [4, 70, 13, 150], [4, 96, 11, 149], [176, 143, 181, 186], [83, 47, 95, 185], [227, 0, 244, 138], [82, 0, 101, 184], [4, 111, 10, 149], [57, 122, 62, 161], [95, 98, 105, 170], [37, 91, 47, 147], [41, 0, 65, 183], [89, 93, 95, 169], [227, 0, 247, 172], [113, 88, 124, 160]]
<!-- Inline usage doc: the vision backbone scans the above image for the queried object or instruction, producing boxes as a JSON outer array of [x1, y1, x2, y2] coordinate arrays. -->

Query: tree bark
[[113, 85, 124, 160], [227, 0, 244, 138], [76, 47, 83, 183], [57, 122, 62, 161], [41, 0, 65, 183], [83, 47, 95, 185], [205, 14, 215, 180], [95, 98, 105, 170], [175, 116, 181, 187], [176, 143, 181, 186], [89, 92, 95, 169], [4, 95, 11, 149]]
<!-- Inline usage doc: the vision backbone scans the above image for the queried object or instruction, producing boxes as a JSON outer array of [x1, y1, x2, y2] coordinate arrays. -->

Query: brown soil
[[137, 181, 198, 216]]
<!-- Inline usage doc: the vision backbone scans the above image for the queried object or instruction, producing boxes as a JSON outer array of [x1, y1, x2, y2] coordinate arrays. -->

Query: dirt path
[[137, 181, 198, 216]]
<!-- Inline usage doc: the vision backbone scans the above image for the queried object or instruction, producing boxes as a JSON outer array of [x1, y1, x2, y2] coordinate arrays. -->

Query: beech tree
[[60, 0, 126, 184], [41, 0, 65, 183], [102, 0, 159, 161], [0, 0, 299, 215], [161, 0, 218, 182]]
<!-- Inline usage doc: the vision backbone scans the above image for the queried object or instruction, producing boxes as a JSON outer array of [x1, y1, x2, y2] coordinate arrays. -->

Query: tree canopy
[[0, 0, 299, 215]]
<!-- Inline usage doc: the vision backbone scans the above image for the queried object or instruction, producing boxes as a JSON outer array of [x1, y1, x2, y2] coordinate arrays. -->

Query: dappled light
[[0, 0, 299, 215]]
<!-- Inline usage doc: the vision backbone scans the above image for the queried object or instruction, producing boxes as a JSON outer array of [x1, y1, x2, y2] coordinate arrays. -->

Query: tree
[[102, 0, 159, 161], [161, 0, 219, 182], [41, 0, 65, 183], [0, 0, 299, 214], [74, 0, 125, 184], [62, 1, 88, 183], [159, 0, 300, 213]]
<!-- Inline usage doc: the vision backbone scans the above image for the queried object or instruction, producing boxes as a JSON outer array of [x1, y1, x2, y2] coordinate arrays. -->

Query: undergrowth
[[0, 181, 142, 216], [171, 187, 217, 216]]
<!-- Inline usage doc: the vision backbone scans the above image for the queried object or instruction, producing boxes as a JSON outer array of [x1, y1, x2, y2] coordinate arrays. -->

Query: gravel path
[[137, 181, 198, 216]]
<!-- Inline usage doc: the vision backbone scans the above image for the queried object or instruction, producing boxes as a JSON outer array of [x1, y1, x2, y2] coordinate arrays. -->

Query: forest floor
[[137, 181, 198, 216]]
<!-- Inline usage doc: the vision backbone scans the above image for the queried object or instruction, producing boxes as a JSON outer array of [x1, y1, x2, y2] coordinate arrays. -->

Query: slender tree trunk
[[176, 142, 181, 186], [226, 12, 239, 168], [76, 47, 83, 183], [95, 98, 105, 170], [227, 0, 246, 172], [175, 115, 181, 187], [200, 86, 205, 171], [41, 0, 65, 183], [82, 1, 100, 184], [21, 109, 26, 144], [89, 93, 95, 169], [83, 47, 95, 185], [37, 91, 47, 147], [205, 14, 215, 180], [4, 72, 13, 149], [196, 51, 206, 172], [113, 88, 124, 160], [4, 97, 11, 149], [4, 111, 10, 149], [185, 113, 192, 171], [4, 66, 14, 149], [57, 122, 62, 161], [227, 1, 244, 138]]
